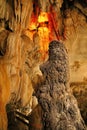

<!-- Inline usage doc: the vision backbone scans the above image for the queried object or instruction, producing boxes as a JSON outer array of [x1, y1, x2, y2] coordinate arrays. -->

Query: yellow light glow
[[38, 12, 49, 54], [29, 23, 37, 31], [38, 12, 48, 23], [28, 12, 50, 61], [38, 26, 49, 55]]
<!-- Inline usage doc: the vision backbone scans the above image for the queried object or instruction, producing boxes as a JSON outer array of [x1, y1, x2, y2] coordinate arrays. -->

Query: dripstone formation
[[36, 40, 86, 130]]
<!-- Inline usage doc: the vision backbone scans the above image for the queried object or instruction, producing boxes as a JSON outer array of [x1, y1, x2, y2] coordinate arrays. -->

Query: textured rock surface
[[0, 1, 38, 129], [63, 5, 87, 83], [36, 40, 86, 130], [71, 82, 87, 125], [0, 0, 33, 31], [0, 0, 87, 129], [62, 2, 87, 124]]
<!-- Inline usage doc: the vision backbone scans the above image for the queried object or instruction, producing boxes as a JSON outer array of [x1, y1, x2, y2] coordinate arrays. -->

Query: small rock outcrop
[[36, 40, 86, 130]]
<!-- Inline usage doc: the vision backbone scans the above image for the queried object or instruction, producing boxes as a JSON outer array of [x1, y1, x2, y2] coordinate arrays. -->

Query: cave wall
[[0, 1, 38, 129], [0, 0, 87, 129], [0, 0, 33, 30], [63, 1, 87, 123], [63, 4, 87, 83]]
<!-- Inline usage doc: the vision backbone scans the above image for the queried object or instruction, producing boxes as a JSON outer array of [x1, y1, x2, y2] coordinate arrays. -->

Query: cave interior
[[0, 0, 87, 130]]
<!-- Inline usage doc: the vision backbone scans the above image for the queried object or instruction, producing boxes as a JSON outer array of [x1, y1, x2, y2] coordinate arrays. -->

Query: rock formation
[[0, 0, 87, 129], [0, 62, 10, 130], [0, 1, 36, 129], [36, 40, 86, 130]]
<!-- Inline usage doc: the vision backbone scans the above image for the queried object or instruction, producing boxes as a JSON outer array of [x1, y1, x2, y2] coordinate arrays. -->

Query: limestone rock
[[36, 41, 86, 130], [0, 0, 87, 129], [0, 0, 33, 31], [0, 63, 10, 130]]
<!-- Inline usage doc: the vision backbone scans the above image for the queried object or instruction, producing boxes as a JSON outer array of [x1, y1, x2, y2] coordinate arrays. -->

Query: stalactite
[[0, 0, 87, 129]]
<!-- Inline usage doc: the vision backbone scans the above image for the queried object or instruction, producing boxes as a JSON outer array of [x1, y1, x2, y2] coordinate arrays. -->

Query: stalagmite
[[36, 40, 86, 130], [0, 0, 87, 129]]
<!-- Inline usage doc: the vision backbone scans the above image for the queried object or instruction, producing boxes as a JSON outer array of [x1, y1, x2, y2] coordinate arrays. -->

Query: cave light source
[[28, 11, 50, 60], [38, 12, 48, 23], [37, 12, 50, 54], [27, 10, 60, 61]]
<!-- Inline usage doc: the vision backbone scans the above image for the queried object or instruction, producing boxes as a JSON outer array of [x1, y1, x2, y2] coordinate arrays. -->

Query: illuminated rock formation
[[0, 0, 87, 129], [0, 62, 10, 130], [36, 40, 86, 130]]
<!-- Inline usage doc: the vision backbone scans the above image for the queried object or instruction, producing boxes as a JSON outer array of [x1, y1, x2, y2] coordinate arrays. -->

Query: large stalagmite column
[[36, 40, 86, 130]]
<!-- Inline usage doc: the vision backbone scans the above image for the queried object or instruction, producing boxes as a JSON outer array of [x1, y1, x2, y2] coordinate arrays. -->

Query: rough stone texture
[[0, 1, 40, 129], [71, 82, 87, 125], [36, 40, 86, 130], [5, 32, 43, 129], [63, 3, 87, 124], [0, 0, 33, 31], [63, 5, 87, 83], [0, 0, 87, 129], [29, 104, 43, 130]]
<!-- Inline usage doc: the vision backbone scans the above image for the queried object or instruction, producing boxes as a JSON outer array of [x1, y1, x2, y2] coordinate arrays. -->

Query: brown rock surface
[[36, 40, 86, 130], [0, 0, 87, 129], [0, 62, 10, 130]]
